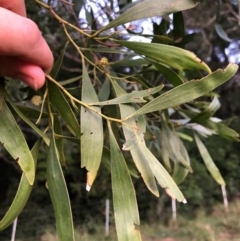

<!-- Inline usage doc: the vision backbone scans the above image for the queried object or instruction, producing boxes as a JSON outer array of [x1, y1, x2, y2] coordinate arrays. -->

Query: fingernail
[[16, 73, 38, 90]]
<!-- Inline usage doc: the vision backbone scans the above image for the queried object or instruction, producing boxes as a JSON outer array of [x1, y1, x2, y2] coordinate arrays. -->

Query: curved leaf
[[100, 0, 199, 32], [114, 40, 211, 73], [0, 140, 41, 231], [47, 134, 75, 241], [128, 63, 238, 118], [0, 101, 35, 185], [111, 78, 159, 197]]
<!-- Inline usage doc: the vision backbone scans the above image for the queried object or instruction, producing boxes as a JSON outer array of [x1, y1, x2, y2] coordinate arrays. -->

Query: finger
[[0, 8, 54, 73], [0, 56, 46, 90], [0, 0, 26, 16]]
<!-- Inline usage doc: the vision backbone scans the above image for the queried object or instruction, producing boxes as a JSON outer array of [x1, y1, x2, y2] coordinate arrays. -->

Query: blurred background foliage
[[1, 0, 240, 239]]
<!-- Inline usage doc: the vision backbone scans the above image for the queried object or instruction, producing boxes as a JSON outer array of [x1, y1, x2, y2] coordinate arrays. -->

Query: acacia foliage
[[0, 1, 239, 240]]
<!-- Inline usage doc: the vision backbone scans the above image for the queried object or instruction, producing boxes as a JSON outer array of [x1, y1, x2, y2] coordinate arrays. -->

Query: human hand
[[0, 0, 54, 90]]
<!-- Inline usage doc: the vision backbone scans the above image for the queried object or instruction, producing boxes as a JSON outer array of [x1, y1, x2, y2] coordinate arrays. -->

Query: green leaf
[[151, 62, 184, 87], [91, 85, 164, 106], [50, 41, 69, 79], [98, 77, 111, 102], [54, 116, 66, 166], [137, 138, 186, 202], [191, 96, 220, 122], [215, 24, 232, 42], [48, 81, 80, 137], [201, 120, 240, 141], [6, 94, 49, 145], [47, 134, 75, 241], [112, 80, 159, 196], [127, 64, 238, 118], [81, 63, 103, 190], [114, 40, 211, 73], [161, 119, 191, 184], [0, 139, 41, 231], [99, 0, 199, 32], [194, 133, 225, 186], [0, 101, 35, 185], [108, 122, 142, 241]]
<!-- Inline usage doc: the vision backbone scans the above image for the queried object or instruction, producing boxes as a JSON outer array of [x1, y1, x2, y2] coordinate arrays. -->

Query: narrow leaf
[[111, 79, 159, 197], [108, 122, 142, 241], [81, 63, 103, 190], [114, 40, 211, 73], [215, 24, 232, 42], [128, 64, 238, 118], [91, 85, 164, 106], [48, 81, 80, 137], [0, 139, 41, 231], [6, 94, 49, 145], [47, 134, 75, 241], [50, 41, 69, 78], [0, 101, 35, 185], [152, 62, 184, 87], [194, 133, 225, 185], [54, 116, 66, 166], [100, 0, 199, 32]]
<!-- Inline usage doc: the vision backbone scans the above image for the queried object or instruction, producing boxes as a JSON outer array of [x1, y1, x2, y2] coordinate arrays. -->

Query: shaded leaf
[[81, 63, 103, 190], [127, 64, 238, 118], [6, 94, 49, 145], [152, 62, 184, 87], [54, 116, 66, 166], [201, 120, 239, 141], [0, 101, 35, 185], [50, 41, 69, 78], [215, 24, 232, 42], [47, 134, 75, 241], [108, 122, 142, 241], [48, 81, 80, 137], [194, 133, 225, 185], [91, 85, 164, 106], [0, 139, 41, 231]]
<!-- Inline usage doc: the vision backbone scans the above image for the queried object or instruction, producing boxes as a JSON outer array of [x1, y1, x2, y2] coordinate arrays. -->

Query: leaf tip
[[86, 183, 91, 192], [182, 199, 187, 204]]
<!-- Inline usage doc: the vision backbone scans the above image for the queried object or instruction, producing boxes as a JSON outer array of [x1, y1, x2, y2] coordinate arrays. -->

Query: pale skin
[[0, 0, 53, 90]]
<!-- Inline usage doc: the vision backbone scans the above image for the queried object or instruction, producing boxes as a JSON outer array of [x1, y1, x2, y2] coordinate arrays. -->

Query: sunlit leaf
[[100, 0, 199, 32], [0, 101, 35, 185], [47, 134, 75, 241], [127, 64, 238, 118], [0, 139, 41, 231], [114, 40, 211, 73], [81, 63, 103, 190], [194, 133, 225, 185], [108, 122, 142, 241]]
